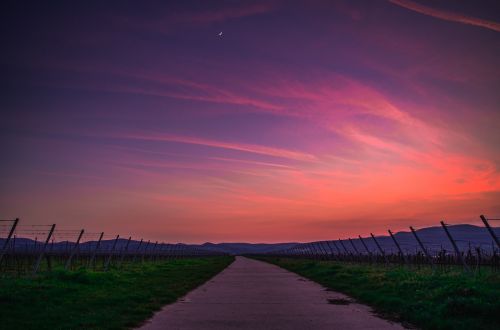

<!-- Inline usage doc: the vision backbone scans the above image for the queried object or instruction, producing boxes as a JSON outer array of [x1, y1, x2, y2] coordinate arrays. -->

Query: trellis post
[[348, 238, 360, 261], [142, 240, 151, 262], [149, 241, 158, 261], [480, 215, 499, 248], [440, 221, 470, 273], [410, 226, 434, 268], [88, 232, 104, 269], [32, 224, 56, 275], [325, 241, 338, 260], [0, 218, 19, 266], [104, 235, 120, 271], [338, 239, 352, 261], [132, 238, 143, 263], [388, 230, 407, 264], [65, 229, 84, 270], [118, 236, 132, 267], [358, 235, 371, 256], [370, 233, 388, 264], [322, 241, 335, 260]]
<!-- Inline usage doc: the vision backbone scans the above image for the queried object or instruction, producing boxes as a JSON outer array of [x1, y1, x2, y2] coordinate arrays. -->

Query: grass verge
[[256, 257, 499, 330], [0, 257, 234, 329]]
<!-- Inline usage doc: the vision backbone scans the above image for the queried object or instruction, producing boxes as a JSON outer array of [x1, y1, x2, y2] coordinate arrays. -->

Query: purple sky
[[1, 1, 499, 243]]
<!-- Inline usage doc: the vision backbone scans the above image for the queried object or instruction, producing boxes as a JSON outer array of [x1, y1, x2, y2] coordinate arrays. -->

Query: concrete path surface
[[138, 256, 405, 330]]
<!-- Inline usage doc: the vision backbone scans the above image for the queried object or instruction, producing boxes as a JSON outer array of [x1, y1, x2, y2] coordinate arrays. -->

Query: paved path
[[139, 256, 404, 330]]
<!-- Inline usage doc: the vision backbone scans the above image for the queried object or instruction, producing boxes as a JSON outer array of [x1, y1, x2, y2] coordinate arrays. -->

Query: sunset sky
[[1, 0, 499, 243]]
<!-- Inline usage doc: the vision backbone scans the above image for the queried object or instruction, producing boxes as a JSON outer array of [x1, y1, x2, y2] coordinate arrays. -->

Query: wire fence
[[257, 215, 500, 274], [0, 219, 228, 276]]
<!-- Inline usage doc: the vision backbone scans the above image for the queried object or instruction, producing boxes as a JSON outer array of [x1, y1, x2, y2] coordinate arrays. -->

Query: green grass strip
[[0, 257, 234, 329], [256, 257, 499, 330]]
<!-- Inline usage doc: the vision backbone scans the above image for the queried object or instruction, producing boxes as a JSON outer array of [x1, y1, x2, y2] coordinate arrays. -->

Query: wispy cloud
[[206, 156, 296, 170], [39, 62, 284, 113], [110, 132, 318, 162], [107, 145, 294, 170], [123, 71, 283, 112], [389, 0, 500, 32]]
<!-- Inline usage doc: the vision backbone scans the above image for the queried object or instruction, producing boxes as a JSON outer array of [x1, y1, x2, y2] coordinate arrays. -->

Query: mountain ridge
[[1, 224, 498, 255]]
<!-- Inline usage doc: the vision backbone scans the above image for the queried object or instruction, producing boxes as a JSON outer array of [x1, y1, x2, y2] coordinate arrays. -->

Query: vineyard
[[1, 215, 499, 276], [262, 215, 500, 273], [0, 219, 227, 276]]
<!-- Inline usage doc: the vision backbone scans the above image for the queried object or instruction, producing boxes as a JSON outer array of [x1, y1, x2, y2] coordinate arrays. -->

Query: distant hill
[[322, 224, 500, 254], [1, 224, 498, 255], [198, 242, 298, 255]]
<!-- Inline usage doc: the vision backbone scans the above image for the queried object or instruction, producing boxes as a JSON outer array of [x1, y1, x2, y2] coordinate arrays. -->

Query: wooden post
[[0, 218, 19, 266], [480, 215, 499, 249], [440, 221, 470, 273], [88, 232, 104, 268], [132, 238, 143, 263], [104, 235, 119, 271], [317, 242, 328, 259], [320, 241, 330, 259], [172, 244, 178, 259], [329, 240, 341, 255], [32, 224, 56, 275], [331, 240, 343, 260], [181, 244, 187, 258], [358, 235, 370, 254], [388, 230, 407, 264], [315, 242, 326, 259], [348, 238, 360, 261], [65, 229, 84, 270], [301, 243, 311, 259], [370, 233, 388, 264], [326, 241, 340, 259], [310, 242, 322, 259], [149, 241, 158, 261], [48, 237, 55, 271], [156, 243, 165, 261], [410, 226, 434, 268], [118, 236, 132, 267], [142, 240, 151, 262], [291, 245, 298, 258], [163, 243, 170, 259], [305, 243, 313, 259], [339, 238, 351, 255], [321, 241, 335, 260], [12, 235, 16, 268], [304, 243, 313, 259], [46, 252, 52, 271]]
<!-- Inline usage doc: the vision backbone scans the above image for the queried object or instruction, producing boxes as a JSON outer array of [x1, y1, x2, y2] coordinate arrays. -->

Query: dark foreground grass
[[257, 257, 500, 330], [0, 257, 233, 329]]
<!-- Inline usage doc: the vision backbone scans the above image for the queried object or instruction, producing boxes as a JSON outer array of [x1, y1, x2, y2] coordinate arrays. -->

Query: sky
[[1, 0, 499, 243]]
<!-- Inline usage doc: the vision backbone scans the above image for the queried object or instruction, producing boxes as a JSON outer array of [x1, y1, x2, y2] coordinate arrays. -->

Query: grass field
[[257, 257, 500, 330], [0, 257, 234, 329]]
